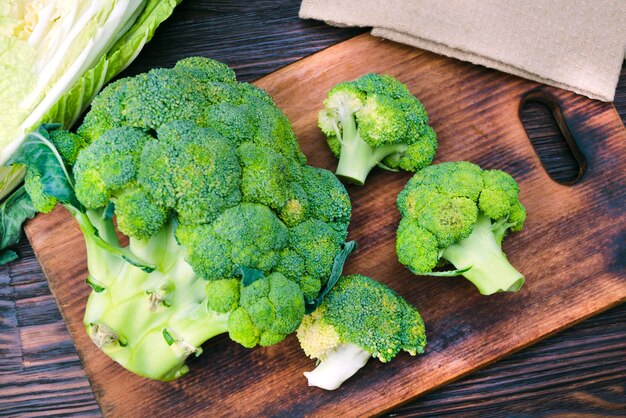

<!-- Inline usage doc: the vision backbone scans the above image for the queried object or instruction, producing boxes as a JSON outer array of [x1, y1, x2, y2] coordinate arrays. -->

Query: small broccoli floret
[[172, 56, 237, 83], [396, 162, 526, 295], [299, 166, 352, 236], [297, 274, 426, 390], [24, 169, 57, 213], [48, 129, 87, 166], [229, 272, 305, 347], [206, 279, 240, 313], [179, 203, 289, 279], [289, 219, 345, 299], [319, 73, 437, 185], [146, 121, 242, 225], [114, 186, 168, 240]]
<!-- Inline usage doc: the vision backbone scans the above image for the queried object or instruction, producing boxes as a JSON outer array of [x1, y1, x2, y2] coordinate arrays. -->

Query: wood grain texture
[[1, 1, 625, 416], [20, 33, 626, 417]]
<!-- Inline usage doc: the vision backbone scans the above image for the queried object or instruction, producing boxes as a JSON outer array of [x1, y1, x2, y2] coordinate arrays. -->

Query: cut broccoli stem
[[303, 343, 372, 390], [335, 114, 407, 184], [442, 213, 525, 295]]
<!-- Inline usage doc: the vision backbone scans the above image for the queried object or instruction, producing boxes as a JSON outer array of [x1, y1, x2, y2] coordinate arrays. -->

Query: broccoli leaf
[[305, 240, 357, 314], [103, 202, 116, 220], [237, 266, 266, 286], [0, 185, 37, 266], [8, 124, 81, 209], [0, 250, 18, 265], [85, 276, 106, 293], [408, 266, 472, 277]]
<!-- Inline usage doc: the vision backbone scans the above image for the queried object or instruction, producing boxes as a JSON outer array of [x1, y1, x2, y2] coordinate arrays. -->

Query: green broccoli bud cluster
[[78, 57, 306, 164], [229, 272, 305, 347], [318, 73, 437, 184], [396, 161, 526, 295]]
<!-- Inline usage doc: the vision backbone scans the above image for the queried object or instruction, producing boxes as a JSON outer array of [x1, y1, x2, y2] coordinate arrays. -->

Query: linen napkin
[[300, 0, 626, 101]]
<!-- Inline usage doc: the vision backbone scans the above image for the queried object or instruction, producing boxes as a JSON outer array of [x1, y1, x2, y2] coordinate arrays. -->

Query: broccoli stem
[[83, 218, 232, 380], [303, 343, 372, 390], [335, 114, 407, 185], [68, 205, 156, 273], [70, 208, 126, 288], [442, 213, 525, 295]]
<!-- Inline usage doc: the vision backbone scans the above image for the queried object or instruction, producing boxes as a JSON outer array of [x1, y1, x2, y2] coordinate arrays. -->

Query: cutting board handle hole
[[520, 96, 586, 184]]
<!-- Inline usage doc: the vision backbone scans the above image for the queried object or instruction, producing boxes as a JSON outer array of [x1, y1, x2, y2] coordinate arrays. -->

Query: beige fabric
[[300, 0, 626, 102]]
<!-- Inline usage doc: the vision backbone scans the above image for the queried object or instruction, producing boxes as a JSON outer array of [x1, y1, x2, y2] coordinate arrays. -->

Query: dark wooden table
[[1, 1, 624, 416]]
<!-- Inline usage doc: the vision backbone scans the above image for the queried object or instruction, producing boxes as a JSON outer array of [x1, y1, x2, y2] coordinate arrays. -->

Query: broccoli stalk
[[333, 106, 408, 184], [72, 207, 156, 274], [442, 213, 524, 295], [303, 343, 372, 391], [83, 216, 233, 380]]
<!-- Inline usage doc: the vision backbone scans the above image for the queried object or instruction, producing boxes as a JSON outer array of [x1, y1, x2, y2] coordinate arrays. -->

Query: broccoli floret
[[17, 58, 355, 381], [297, 274, 426, 390], [24, 169, 57, 213], [396, 161, 526, 295], [73, 127, 153, 208], [229, 272, 305, 347], [318, 73, 437, 185]]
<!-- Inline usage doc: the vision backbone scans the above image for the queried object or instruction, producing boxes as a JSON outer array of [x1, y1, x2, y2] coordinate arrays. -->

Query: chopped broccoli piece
[[318, 73, 437, 184], [396, 161, 526, 295], [297, 274, 426, 390]]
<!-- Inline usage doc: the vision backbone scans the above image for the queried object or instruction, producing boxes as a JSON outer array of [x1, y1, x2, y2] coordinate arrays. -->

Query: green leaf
[[0, 185, 36, 265], [409, 266, 472, 277], [0, 249, 17, 265], [237, 266, 266, 287], [376, 162, 400, 172], [163, 329, 174, 346], [86, 276, 106, 293], [103, 202, 116, 220], [8, 124, 81, 209], [305, 240, 357, 314]]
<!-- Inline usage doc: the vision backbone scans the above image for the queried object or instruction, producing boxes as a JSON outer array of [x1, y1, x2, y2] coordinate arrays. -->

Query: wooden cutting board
[[25, 34, 626, 417]]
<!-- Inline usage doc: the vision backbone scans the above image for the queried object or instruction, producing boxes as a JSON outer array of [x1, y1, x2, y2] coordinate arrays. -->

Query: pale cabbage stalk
[[0, 0, 179, 199]]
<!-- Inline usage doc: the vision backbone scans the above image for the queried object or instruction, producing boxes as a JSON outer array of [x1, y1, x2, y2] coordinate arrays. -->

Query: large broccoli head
[[16, 58, 355, 381], [296, 274, 426, 390], [318, 73, 437, 185], [396, 161, 526, 295]]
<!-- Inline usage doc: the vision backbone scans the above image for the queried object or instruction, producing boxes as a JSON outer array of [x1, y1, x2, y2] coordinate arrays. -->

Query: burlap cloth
[[300, 0, 626, 101]]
